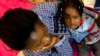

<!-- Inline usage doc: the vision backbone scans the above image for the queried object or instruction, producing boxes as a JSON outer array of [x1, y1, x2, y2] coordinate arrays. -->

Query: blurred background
[[83, 0, 100, 12]]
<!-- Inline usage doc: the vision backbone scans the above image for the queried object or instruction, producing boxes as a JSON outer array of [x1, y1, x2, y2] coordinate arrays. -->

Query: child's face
[[64, 7, 82, 30]]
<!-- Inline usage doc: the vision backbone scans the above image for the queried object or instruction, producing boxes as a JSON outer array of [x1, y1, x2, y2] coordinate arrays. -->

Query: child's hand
[[36, 37, 59, 52]]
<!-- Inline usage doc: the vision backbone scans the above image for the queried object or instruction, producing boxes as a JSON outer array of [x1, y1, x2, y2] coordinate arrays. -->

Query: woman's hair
[[0, 8, 41, 50]]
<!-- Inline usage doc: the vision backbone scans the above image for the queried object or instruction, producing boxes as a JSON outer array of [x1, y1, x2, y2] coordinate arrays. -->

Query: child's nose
[[70, 19, 75, 25]]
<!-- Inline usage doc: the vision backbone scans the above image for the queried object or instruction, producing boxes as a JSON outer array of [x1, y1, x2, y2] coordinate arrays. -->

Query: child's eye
[[74, 16, 78, 18], [73, 16, 79, 20]]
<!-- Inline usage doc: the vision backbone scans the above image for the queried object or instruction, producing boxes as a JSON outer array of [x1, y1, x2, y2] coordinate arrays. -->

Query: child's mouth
[[70, 25, 77, 30]]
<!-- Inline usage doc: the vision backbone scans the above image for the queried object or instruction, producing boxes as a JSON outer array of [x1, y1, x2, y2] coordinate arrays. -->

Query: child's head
[[0, 8, 50, 50], [58, 0, 84, 30]]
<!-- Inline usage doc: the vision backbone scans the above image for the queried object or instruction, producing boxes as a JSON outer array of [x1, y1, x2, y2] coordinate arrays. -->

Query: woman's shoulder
[[17, 51, 24, 56]]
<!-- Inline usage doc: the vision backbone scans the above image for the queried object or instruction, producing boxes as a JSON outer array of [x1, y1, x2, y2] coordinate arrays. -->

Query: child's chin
[[70, 27, 76, 30], [70, 26, 79, 30]]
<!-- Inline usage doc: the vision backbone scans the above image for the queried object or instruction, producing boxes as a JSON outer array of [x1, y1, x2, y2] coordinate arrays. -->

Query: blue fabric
[[31, 2, 68, 33], [68, 29, 89, 43], [29, 2, 72, 56], [31, 2, 58, 33]]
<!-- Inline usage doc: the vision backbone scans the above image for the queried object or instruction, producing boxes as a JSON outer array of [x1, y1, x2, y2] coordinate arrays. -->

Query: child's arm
[[84, 7, 99, 19], [85, 18, 100, 44], [84, 7, 100, 27]]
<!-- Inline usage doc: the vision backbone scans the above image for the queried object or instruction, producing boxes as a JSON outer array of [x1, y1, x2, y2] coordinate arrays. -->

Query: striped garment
[[69, 13, 100, 44], [83, 14, 100, 44]]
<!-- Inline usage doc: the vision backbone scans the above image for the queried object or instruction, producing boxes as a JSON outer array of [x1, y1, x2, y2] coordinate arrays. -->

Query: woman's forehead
[[35, 23, 47, 31]]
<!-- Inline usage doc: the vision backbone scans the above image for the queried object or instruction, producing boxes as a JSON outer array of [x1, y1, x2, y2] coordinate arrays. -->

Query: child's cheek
[[65, 20, 71, 27]]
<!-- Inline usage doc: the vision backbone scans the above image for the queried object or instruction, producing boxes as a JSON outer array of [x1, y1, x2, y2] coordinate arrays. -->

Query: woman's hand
[[28, 0, 58, 4], [36, 37, 59, 52], [28, 0, 45, 4]]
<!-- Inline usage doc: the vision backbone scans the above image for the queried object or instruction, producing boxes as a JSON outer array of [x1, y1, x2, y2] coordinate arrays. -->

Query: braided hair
[[57, 0, 84, 20]]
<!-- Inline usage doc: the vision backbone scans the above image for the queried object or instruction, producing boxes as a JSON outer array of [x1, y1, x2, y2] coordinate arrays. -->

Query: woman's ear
[[30, 32, 37, 40]]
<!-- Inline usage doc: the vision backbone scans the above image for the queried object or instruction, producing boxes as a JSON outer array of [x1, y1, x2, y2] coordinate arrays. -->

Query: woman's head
[[58, 0, 84, 30], [0, 8, 50, 50], [27, 20, 51, 50]]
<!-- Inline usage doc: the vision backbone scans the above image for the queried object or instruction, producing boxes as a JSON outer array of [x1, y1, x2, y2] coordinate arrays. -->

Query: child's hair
[[58, 0, 84, 18], [0, 8, 41, 50]]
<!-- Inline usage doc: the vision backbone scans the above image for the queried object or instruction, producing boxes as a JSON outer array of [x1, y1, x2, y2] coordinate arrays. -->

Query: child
[[0, 8, 59, 56], [58, 0, 100, 56]]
